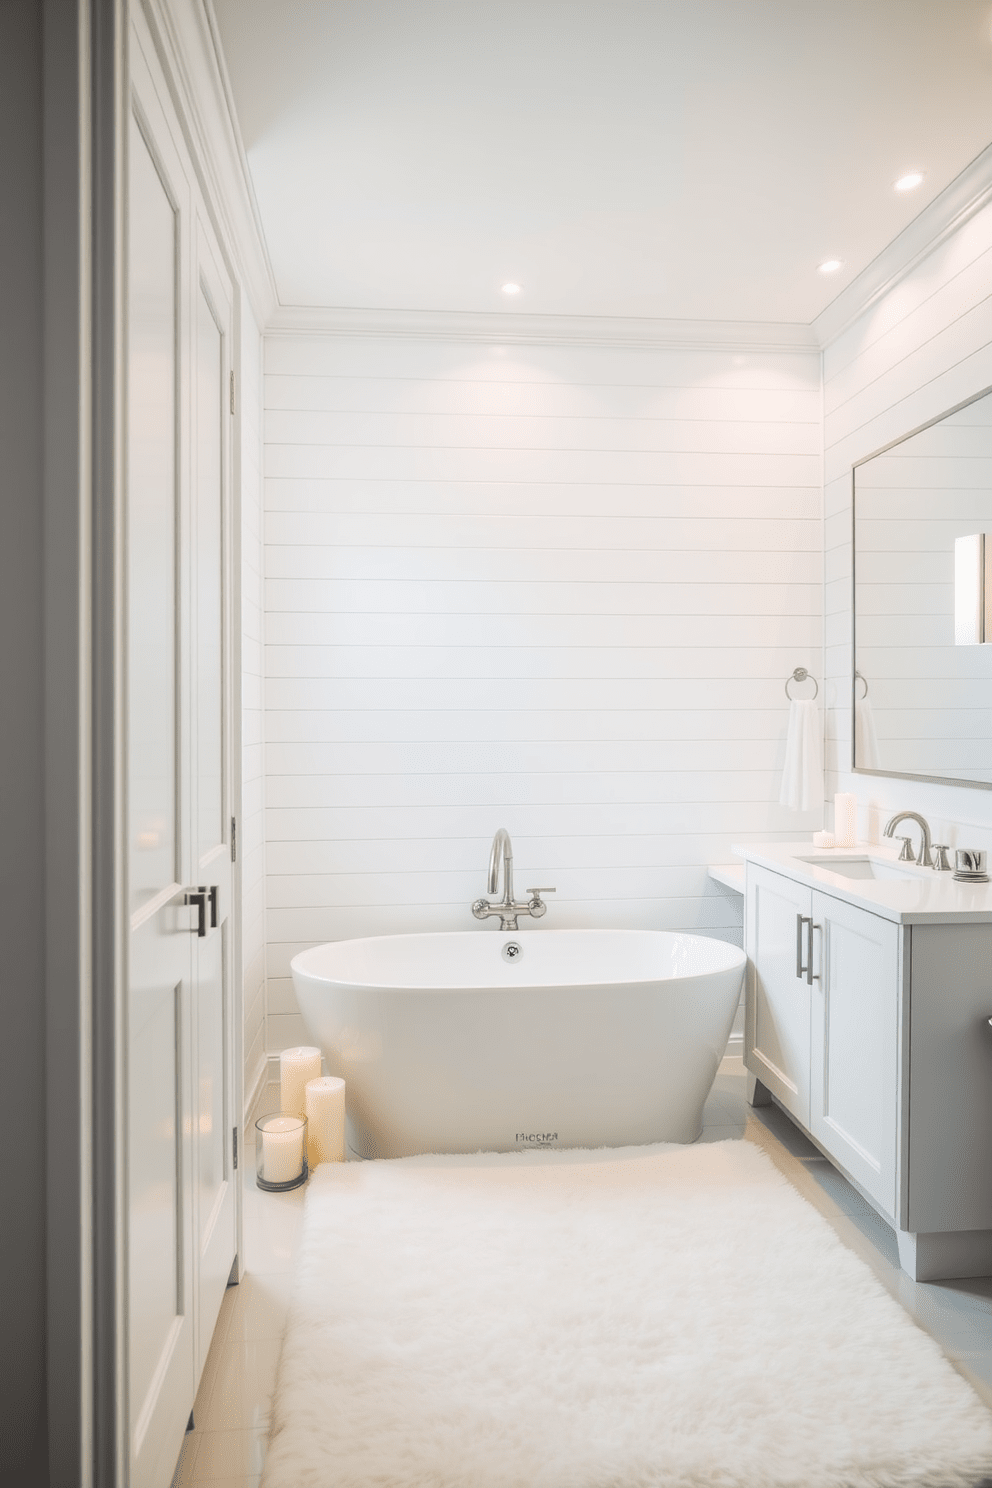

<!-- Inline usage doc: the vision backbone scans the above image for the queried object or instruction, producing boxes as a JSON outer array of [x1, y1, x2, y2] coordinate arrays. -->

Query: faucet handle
[[896, 836, 916, 862], [526, 887, 556, 898], [932, 844, 952, 872]]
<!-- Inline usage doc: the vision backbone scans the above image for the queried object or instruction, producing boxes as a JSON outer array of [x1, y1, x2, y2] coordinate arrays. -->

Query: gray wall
[[0, 2, 48, 1482]]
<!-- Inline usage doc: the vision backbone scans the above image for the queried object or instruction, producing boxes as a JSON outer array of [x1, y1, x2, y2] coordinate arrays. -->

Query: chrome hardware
[[525, 887, 556, 920], [472, 830, 556, 930], [884, 811, 933, 868], [502, 942, 523, 961], [796, 912, 805, 979], [785, 666, 818, 700], [954, 849, 989, 883], [932, 844, 952, 872], [855, 671, 868, 699], [184, 887, 207, 938], [796, 914, 817, 984], [896, 836, 916, 862]]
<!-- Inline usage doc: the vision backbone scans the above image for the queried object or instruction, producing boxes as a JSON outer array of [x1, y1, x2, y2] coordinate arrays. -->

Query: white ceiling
[[211, 0, 992, 325]]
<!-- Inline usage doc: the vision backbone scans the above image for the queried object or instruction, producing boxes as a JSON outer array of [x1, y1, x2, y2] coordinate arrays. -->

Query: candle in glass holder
[[280, 1045, 321, 1120], [258, 1114, 306, 1185]]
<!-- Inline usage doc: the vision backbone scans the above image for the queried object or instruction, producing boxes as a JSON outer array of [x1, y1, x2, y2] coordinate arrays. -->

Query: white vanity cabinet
[[742, 851, 992, 1280], [746, 864, 900, 1219]]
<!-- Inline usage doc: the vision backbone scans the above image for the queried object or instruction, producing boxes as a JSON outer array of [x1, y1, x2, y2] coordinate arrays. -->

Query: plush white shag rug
[[261, 1140, 992, 1488]]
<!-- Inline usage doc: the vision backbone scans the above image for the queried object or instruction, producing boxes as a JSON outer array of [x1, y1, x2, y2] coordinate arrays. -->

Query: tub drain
[[502, 941, 522, 961]]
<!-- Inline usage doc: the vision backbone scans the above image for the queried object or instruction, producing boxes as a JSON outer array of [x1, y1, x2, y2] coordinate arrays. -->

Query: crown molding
[[139, 0, 278, 327], [813, 139, 992, 349], [266, 303, 820, 352]]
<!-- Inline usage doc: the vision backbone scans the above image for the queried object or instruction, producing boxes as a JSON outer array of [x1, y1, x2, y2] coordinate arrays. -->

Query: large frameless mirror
[[853, 385, 992, 788]]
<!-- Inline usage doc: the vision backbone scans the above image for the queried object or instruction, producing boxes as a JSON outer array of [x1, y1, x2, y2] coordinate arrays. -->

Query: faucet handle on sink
[[896, 836, 916, 862], [932, 844, 952, 872]]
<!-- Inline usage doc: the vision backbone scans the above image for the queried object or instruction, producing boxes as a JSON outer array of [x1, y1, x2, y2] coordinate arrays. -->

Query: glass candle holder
[[255, 1113, 308, 1192]]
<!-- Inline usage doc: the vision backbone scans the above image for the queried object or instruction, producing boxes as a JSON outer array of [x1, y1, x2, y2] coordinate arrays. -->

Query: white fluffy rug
[[261, 1141, 992, 1488]]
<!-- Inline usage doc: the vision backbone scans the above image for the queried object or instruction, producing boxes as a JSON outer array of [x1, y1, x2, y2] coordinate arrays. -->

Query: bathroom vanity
[[735, 842, 992, 1281]]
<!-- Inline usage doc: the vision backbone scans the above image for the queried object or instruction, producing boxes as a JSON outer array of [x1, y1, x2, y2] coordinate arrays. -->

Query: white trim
[[138, 0, 276, 327], [244, 1054, 271, 1129], [266, 303, 820, 352], [814, 139, 992, 348]]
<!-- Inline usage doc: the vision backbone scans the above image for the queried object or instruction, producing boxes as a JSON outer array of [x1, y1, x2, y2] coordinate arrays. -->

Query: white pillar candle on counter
[[259, 1115, 306, 1185], [280, 1045, 321, 1120], [305, 1076, 346, 1168], [834, 793, 857, 847]]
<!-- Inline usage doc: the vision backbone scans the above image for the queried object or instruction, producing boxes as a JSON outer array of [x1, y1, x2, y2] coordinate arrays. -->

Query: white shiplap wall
[[263, 334, 822, 1050], [824, 192, 992, 844], [240, 297, 267, 1107]]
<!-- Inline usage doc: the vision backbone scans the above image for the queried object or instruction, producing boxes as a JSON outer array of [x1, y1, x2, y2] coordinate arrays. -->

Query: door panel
[[127, 117, 179, 919], [745, 864, 811, 1125], [195, 281, 224, 861], [810, 893, 899, 1217], [127, 100, 195, 1488], [192, 235, 236, 1377]]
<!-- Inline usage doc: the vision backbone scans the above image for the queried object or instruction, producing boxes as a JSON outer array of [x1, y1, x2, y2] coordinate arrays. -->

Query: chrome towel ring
[[785, 666, 819, 700], [855, 671, 868, 699]]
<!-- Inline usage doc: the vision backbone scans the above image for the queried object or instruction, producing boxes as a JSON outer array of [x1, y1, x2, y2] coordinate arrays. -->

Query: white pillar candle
[[280, 1045, 321, 1120], [305, 1076, 346, 1168], [834, 792, 857, 847], [260, 1115, 306, 1185]]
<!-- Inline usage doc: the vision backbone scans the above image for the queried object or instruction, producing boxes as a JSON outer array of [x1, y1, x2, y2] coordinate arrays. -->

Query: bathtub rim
[[291, 926, 746, 995]]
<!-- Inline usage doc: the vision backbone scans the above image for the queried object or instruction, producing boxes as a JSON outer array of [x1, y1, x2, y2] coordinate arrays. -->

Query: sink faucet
[[883, 811, 934, 868], [471, 829, 556, 930]]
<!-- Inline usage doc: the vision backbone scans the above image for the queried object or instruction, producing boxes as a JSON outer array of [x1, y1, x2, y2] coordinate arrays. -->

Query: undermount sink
[[796, 856, 918, 882]]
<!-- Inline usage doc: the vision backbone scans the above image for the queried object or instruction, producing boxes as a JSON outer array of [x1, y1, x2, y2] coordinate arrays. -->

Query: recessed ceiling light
[[501, 282, 521, 295], [818, 259, 843, 275], [894, 171, 924, 192]]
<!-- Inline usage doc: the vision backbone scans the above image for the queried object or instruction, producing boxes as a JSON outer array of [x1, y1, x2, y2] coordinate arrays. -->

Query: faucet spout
[[487, 827, 513, 904], [883, 811, 934, 868]]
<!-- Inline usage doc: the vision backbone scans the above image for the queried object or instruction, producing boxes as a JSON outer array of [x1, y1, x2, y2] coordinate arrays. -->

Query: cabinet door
[[745, 865, 812, 1126], [810, 892, 899, 1218]]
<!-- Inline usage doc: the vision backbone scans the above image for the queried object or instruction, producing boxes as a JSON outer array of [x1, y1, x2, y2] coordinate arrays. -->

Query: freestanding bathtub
[[291, 929, 745, 1159]]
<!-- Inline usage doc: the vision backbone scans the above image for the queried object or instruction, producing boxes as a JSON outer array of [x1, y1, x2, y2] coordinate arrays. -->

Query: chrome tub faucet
[[472, 828, 556, 930]]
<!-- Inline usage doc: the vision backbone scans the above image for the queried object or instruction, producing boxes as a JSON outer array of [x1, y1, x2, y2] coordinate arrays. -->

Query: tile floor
[[171, 1058, 992, 1485]]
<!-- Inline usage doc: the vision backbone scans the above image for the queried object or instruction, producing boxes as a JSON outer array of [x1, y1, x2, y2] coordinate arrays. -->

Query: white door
[[126, 97, 196, 1488], [127, 21, 238, 1485], [745, 863, 812, 1125], [809, 892, 899, 1219], [191, 224, 237, 1372]]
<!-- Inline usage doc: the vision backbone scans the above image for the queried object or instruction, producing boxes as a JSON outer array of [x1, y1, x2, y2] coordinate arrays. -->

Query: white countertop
[[731, 840, 992, 925]]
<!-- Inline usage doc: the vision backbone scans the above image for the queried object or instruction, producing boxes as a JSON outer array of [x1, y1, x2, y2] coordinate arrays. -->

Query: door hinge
[[230, 369, 236, 415], [231, 815, 237, 862], [232, 1127, 238, 1170]]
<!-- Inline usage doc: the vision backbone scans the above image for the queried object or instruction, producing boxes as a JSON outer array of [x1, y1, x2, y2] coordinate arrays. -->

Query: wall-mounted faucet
[[471, 828, 556, 930]]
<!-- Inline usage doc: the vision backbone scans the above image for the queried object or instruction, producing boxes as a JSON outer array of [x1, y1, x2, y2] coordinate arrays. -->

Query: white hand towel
[[779, 697, 822, 811], [854, 695, 879, 770]]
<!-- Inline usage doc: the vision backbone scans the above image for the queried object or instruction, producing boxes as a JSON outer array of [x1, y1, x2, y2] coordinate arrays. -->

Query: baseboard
[[243, 1053, 270, 1128], [245, 1054, 281, 1129]]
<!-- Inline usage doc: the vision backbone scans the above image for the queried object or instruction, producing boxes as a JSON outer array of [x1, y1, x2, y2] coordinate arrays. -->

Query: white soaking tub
[[290, 929, 745, 1159]]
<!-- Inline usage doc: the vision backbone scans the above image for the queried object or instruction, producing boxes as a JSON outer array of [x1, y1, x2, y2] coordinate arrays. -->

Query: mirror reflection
[[853, 387, 992, 787]]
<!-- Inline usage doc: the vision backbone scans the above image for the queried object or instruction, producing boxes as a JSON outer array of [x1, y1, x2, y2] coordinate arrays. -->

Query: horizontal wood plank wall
[[263, 334, 822, 1049], [240, 299, 267, 1103], [823, 192, 992, 843]]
